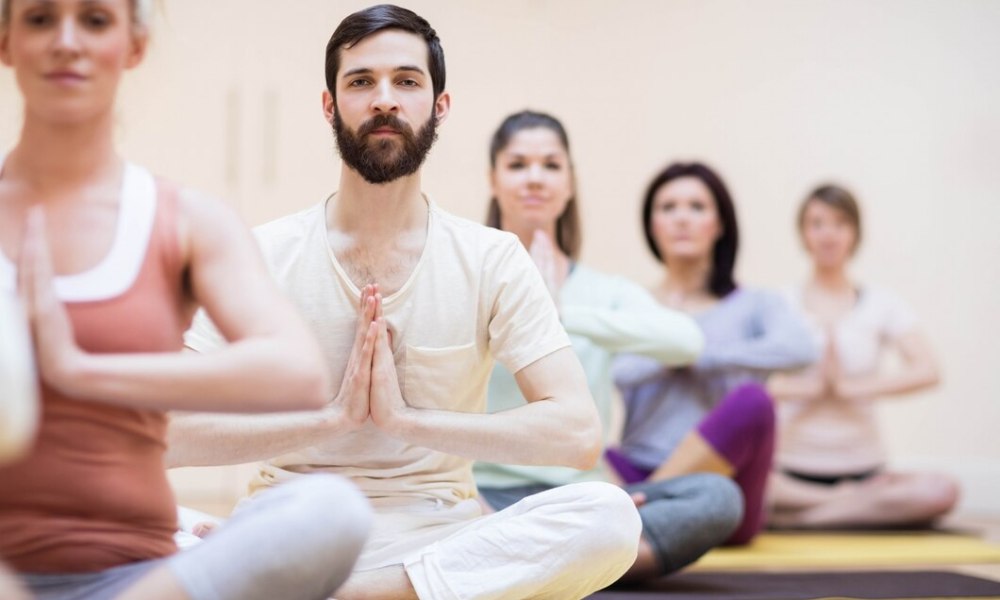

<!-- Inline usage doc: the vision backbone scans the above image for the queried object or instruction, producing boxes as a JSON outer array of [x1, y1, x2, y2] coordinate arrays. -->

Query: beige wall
[[2, 0, 998, 513]]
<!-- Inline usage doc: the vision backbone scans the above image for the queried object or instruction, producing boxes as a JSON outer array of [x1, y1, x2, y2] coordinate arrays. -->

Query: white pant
[[366, 482, 641, 600]]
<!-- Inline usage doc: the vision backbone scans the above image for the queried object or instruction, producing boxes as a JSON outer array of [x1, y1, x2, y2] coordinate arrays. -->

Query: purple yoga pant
[[697, 382, 775, 544], [607, 382, 775, 545]]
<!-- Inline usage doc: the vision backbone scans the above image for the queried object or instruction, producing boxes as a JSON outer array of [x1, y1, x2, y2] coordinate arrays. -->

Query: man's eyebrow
[[394, 65, 426, 75], [341, 66, 426, 78]]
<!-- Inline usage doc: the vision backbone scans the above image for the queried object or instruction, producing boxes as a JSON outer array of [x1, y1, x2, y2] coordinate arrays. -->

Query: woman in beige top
[[769, 184, 959, 528]]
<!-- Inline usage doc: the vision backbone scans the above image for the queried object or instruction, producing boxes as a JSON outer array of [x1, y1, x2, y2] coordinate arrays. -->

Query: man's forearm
[[383, 400, 602, 470], [165, 410, 344, 468]]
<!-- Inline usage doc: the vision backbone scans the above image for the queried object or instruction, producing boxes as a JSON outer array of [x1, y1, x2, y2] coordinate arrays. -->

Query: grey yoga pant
[[24, 474, 371, 600]]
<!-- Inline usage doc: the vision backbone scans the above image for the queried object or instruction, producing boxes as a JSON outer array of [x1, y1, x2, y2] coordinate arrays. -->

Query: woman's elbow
[[680, 327, 706, 364], [921, 364, 942, 390], [657, 321, 705, 367], [282, 358, 330, 411], [301, 366, 330, 410], [688, 320, 707, 350], [789, 340, 822, 368]]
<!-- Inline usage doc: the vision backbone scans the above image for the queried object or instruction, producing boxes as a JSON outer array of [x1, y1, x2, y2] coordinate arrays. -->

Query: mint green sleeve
[[559, 276, 704, 366]]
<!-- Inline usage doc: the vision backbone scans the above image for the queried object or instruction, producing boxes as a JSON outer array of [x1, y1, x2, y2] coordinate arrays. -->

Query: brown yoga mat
[[587, 570, 1000, 599]]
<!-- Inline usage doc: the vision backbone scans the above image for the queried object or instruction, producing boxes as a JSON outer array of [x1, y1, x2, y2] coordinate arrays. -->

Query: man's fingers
[[355, 295, 377, 343], [359, 284, 375, 311], [360, 320, 377, 374]]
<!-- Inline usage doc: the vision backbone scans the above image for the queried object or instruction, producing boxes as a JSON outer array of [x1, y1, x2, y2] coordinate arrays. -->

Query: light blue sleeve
[[560, 275, 704, 366]]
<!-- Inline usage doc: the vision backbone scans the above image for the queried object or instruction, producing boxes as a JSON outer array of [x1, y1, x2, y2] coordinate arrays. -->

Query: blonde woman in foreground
[[0, 0, 369, 597]]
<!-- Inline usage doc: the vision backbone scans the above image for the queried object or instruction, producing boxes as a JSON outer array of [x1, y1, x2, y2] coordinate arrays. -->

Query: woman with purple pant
[[609, 162, 818, 546]]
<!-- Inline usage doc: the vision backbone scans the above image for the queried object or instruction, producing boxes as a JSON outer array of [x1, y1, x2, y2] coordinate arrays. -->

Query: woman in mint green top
[[475, 264, 704, 491], [473, 111, 743, 580]]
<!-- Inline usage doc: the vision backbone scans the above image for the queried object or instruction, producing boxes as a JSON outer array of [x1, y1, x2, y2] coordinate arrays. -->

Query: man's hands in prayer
[[326, 283, 411, 434]]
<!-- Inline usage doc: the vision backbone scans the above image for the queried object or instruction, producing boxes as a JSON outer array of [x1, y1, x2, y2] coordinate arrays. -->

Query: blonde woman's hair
[[2, 0, 153, 29]]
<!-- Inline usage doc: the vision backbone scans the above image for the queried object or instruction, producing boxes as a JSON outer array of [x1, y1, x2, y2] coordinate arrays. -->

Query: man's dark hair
[[325, 4, 446, 99], [641, 162, 740, 298]]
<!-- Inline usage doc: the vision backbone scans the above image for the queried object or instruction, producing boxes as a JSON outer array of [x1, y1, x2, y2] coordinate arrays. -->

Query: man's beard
[[333, 108, 438, 185]]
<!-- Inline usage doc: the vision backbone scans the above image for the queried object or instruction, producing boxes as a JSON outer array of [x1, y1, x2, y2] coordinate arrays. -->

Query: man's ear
[[322, 90, 335, 124], [432, 91, 451, 126]]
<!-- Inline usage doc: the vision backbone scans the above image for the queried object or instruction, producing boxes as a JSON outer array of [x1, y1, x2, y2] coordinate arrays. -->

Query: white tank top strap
[[0, 157, 158, 302]]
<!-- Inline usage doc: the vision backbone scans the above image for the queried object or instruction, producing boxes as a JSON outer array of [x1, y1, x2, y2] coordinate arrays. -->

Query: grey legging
[[23, 474, 371, 600], [479, 472, 742, 576]]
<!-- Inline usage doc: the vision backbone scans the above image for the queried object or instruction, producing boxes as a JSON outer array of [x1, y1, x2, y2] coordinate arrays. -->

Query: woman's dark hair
[[798, 183, 862, 251], [641, 162, 739, 297], [325, 4, 446, 100], [485, 110, 581, 259]]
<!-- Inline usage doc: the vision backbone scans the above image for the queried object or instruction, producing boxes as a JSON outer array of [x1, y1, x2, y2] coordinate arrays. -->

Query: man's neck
[[325, 166, 431, 294], [329, 167, 428, 238]]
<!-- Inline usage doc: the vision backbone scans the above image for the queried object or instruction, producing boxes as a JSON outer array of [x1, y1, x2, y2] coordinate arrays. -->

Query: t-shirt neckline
[[321, 192, 435, 305]]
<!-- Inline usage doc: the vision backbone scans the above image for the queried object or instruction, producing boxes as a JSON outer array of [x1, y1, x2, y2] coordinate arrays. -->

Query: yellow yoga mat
[[692, 532, 1000, 570]]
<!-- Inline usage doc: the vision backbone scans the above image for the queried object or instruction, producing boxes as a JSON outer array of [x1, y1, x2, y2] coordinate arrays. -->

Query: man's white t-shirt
[[185, 198, 570, 507]]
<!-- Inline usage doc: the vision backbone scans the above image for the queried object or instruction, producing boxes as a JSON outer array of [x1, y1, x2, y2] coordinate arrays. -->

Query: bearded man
[[168, 5, 640, 599]]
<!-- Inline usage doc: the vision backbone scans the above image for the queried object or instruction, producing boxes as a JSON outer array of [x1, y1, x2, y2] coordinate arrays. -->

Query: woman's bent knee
[[914, 473, 960, 519], [730, 383, 775, 435], [290, 474, 372, 554]]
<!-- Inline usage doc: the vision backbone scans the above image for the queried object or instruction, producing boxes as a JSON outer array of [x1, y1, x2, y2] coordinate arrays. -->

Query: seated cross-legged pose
[[0, 1, 371, 598], [170, 6, 641, 600], [472, 111, 743, 581], [768, 184, 960, 528], [609, 162, 819, 550]]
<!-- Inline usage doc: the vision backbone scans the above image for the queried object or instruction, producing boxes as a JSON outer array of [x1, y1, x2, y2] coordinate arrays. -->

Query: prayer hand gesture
[[528, 229, 567, 306], [823, 333, 872, 402], [369, 312, 409, 432], [325, 284, 379, 431], [17, 208, 86, 397], [328, 283, 411, 435]]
